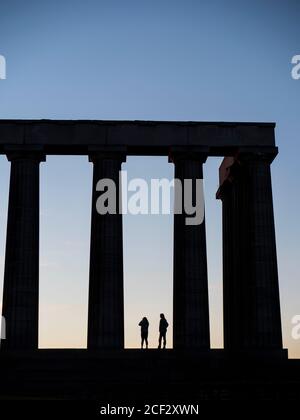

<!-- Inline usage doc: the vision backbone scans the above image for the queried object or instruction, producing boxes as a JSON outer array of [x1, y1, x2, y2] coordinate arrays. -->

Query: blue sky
[[0, 0, 299, 356]]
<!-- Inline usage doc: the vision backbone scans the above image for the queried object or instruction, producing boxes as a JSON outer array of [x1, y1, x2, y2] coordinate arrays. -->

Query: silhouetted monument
[[0, 120, 296, 400]]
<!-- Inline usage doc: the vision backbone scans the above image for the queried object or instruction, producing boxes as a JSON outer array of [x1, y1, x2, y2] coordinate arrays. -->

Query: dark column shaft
[[242, 152, 282, 348], [217, 159, 250, 350], [172, 153, 210, 349], [217, 149, 283, 350], [87, 152, 125, 349], [2, 152, 45, 350]]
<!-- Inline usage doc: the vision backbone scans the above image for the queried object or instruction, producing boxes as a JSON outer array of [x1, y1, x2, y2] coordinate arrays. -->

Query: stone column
[[1, 150, 45, 351], [217, 157, 247, 350], [87, 150, 126, 350], [170, 150, 210, 350], [217, 148, 283, 351]]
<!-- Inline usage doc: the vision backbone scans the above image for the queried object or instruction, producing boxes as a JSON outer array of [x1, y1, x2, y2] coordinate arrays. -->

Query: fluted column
[[1, 151, 45, 351], [217, 157, 248, 350], [170, 150, 210, 350], [87, 150, 126, 350], [217, 148, 283, 351]]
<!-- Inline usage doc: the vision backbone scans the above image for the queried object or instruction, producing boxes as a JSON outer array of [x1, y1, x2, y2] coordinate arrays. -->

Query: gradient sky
[[0, 0, 299, 357]]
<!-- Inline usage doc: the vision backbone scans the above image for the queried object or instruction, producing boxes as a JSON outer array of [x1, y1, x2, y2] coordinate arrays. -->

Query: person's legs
[[142, 332, 147, 349], [158, 333, 162, 349], [163, 332, 166, 349]]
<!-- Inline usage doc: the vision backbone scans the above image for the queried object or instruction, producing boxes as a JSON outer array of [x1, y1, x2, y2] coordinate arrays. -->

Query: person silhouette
[[158, 313, 169, 349], [138, 317, 149, 349]]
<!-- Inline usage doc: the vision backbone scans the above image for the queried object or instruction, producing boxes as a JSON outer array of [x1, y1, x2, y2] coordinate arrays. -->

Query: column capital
[[88, 146, 127, 164], [4, 146, 46, 163], [236, 146, 278, 164], [168, 146, 209, 164]]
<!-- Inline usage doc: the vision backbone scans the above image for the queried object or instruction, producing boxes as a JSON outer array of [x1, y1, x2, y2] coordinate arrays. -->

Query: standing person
[[138, 317, 149, 349], [158, 313, 169, 349]]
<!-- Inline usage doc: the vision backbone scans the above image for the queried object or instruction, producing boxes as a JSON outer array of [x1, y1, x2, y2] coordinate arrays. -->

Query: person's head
[[160, 313, 165, 319], [143, 317, 148, 322]]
